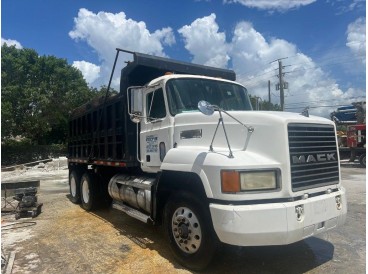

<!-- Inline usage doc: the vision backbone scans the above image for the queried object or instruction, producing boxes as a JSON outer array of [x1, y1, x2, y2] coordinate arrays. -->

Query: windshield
[[166, 78, 252, 116]]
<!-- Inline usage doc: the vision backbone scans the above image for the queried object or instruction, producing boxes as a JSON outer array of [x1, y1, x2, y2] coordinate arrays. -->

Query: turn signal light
[[221, 170, 240, 193]]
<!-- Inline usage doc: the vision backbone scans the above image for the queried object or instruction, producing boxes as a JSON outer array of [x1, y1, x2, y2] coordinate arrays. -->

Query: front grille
[[288, 123, 339, 191]]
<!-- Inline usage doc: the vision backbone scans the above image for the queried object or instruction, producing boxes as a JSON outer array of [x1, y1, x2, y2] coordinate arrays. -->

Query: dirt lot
[[1, 162, 366, 274]]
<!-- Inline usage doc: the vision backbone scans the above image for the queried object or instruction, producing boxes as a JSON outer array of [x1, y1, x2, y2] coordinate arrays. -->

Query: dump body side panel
[[68, 94, 138, 166]]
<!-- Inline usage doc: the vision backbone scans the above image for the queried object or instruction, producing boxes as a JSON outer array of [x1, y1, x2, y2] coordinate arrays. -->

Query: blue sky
[[2, 0, 366, 117]]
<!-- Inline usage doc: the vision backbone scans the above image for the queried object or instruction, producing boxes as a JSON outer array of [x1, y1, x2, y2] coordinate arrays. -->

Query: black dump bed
[[68, 50, 236, 166], [120, 52, 236, 92]]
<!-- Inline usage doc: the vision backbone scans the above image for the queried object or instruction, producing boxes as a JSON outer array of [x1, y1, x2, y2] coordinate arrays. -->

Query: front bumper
[[209, 188, 347, 246]]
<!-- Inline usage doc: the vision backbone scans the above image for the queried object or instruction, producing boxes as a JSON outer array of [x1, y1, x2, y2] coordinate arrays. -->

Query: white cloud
[[68, 9, 365, 118], [178, 15, 365, 117], [178, 14, 230, 68], [69, 8, 175, 88], [230, 21, 298, 74], [327, 0, 366, 14], [346, 17, 366, 63], [347, 0, 366, 12], [153, 27, 176, 46], [1, 38, 23, 49], [72, 61, 101, 85], [224, 0, 316, 11]]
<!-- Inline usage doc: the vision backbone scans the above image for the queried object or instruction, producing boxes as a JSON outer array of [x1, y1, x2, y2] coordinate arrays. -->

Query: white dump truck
[[68, 49, 347, 270]]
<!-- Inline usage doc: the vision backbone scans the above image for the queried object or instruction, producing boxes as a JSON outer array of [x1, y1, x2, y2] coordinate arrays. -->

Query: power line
[[285, 104, 354, 110], [237, 67, 277, 84], [286, 41, 365, 62], [287, 51, 365, 68], [285, 96, 366, 106], [240, 61, 364, 92], [286, 56, 365, 75], [287, 97, 362, 108], [239, 51, 364, 84]]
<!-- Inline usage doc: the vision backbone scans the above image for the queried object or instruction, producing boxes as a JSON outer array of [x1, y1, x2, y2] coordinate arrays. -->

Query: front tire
[[164, 192, 217, 271]]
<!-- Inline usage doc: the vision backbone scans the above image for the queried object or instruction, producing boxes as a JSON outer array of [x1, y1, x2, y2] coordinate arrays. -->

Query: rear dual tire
[[69, 170, 81, 204], [80, 172, 100, 211]]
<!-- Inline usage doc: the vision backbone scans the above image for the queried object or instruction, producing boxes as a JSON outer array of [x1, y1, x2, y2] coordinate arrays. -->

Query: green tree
[[1, 44, 94, 144], [89, 85, 118, 97], [249, 94, 281, 111]]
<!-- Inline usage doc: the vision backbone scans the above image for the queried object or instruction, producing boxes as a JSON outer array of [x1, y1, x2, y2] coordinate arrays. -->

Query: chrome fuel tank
[[108, 174, 155, 213]]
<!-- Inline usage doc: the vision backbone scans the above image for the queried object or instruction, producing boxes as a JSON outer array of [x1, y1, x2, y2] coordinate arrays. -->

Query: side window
[[147, 88, 166, 121]]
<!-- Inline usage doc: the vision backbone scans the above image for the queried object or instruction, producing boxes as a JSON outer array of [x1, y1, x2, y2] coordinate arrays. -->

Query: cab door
[[140, 86, 171, 171]]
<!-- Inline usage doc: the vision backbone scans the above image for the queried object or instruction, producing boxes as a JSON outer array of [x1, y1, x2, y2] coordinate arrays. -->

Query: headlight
[[240, 171, 277, 191], [221, 170, 279, 193]]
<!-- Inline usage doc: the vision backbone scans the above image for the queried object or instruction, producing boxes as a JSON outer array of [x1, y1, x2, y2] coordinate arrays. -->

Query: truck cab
[[130, 74, 253, 172]]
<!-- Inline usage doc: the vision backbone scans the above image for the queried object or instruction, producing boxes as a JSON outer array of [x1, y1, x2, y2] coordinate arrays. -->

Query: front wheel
[[164, 192, 217, 271]]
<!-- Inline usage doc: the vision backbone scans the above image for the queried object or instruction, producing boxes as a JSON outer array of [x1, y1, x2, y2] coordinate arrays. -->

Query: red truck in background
[[332, 103, 366, 167], [338, 124, 366, 167]]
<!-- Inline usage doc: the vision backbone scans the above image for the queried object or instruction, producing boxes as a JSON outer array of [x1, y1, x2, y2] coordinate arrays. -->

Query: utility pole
[[278, 60, 285, 111], [268, 80, 271, 104], [271, 57, 288, 111]]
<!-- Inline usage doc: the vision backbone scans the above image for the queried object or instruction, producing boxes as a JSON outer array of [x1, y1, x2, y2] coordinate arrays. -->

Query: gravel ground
[[1, 161, 365, 274]]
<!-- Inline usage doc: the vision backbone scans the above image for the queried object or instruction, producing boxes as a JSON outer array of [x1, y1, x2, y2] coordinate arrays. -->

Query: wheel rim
[[70, 176, 77, 197], [171, 206, 202, 254], [81, 179, 90, 204]]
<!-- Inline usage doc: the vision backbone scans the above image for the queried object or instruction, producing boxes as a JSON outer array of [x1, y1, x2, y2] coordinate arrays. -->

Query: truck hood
[[173, 110, 334, 153], [174, 110, 332, 127]]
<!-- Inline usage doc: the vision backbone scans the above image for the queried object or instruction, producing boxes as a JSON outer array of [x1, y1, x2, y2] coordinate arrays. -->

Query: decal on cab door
[[146, 135, 158, 153]]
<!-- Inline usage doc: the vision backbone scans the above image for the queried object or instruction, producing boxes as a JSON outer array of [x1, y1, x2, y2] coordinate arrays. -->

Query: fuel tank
[[108, 174, 155, 213]]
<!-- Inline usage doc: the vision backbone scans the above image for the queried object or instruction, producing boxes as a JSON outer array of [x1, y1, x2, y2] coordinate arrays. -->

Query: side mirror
[[127, 86, 144, 123], [198, 100, 215, 116]]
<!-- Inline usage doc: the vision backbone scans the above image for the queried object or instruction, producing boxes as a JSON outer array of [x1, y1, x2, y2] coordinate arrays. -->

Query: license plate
[[313, 200, 327, 215]]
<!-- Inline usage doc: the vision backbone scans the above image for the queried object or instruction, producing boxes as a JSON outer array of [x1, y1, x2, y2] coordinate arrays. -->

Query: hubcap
[[171, 207, 202, 254], [178, 223, 189, 239], [82, 179, 89, 204]]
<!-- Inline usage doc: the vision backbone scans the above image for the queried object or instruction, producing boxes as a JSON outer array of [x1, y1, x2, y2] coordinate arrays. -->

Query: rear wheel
[[69, 170, 81, 204], [80, 172, 100, 211], [164, 192, 217, 271]]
